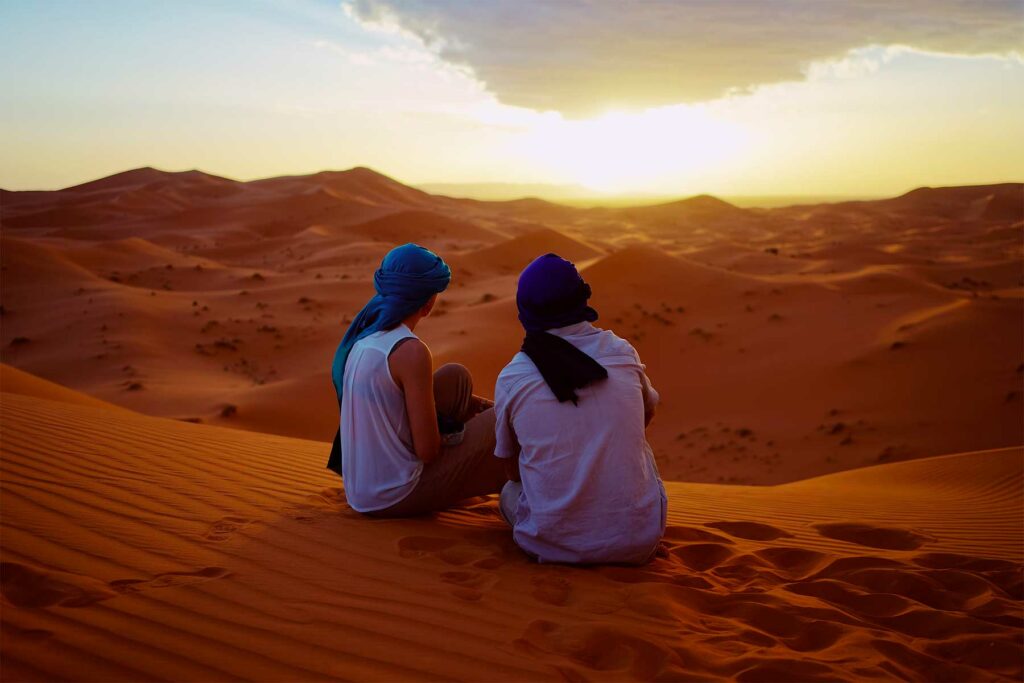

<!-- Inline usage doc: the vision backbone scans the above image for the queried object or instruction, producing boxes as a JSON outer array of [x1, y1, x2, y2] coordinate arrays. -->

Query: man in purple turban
[[493, 253, 667, 564]]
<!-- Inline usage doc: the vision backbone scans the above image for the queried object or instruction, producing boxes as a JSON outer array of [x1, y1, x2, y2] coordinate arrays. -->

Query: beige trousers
[[368, 363, 507, 517]]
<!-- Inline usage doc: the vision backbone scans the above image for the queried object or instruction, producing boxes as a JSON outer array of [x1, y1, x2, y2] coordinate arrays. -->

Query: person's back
[[327, 243, 507, 518], [495, 322, 666, 563], [494, 253, 666, 564], [340, 324, 421, 512]]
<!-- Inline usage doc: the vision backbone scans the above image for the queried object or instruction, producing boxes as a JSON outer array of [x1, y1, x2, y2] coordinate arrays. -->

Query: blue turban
[[330, 243, 451, 402], [516, 253, 607, 404], [327, 243, 450, 475]]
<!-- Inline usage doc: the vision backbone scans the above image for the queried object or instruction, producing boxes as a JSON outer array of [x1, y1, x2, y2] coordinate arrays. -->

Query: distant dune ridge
[[1, 168, 1022, 680]]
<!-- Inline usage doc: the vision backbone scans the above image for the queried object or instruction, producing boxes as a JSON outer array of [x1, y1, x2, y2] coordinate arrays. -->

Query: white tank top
[[340, 324, 422, 512]]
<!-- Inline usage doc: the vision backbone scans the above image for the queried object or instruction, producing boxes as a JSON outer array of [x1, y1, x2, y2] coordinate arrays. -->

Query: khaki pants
[[368, 364, 507, 517]]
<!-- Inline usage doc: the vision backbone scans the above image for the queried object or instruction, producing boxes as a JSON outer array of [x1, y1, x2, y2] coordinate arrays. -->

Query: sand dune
[[63, 167, 239, 195], [562, 239, 1020, 482], [342, 209, 504, 247], [1, 169, 1021, 680], [209, 371, 338, 440], [1, 170, 1020, 486], [618, 193, 748, 224], [251, 167, 440, 209], [881, 184, 1024, 220], [0, 363, 134, 414], [460, 227, 603, 275], [0, 236, 102, 288], [1, 389, 1020, 681], [4, 169, 244, 230], [585, 244, 750, 299]]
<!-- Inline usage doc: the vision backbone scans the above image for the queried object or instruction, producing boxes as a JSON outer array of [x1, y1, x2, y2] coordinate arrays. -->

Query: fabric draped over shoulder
[[327, 243, 451, 475]]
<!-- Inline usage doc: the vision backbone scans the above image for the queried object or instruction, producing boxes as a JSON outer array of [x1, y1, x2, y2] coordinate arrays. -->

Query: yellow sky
[[1, 2, 1022, 197]]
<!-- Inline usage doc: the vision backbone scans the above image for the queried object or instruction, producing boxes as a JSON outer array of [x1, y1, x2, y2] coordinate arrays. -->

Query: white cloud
[[343, 0, 1024, 116]]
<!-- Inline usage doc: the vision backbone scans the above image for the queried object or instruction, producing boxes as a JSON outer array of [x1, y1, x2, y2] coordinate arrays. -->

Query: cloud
[[343, 0, 1024, 116]]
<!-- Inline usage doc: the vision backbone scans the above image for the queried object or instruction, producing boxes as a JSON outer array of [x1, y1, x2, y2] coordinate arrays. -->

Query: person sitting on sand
[[494, 253, 666, 564], [326, 243, 507, 517]]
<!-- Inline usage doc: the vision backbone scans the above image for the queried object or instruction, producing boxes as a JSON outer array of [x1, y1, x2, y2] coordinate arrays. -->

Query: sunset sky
[[2, 0, 1022, 197]]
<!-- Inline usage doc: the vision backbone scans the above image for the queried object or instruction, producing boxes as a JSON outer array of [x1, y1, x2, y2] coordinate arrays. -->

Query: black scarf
[[521, 331, 608, 405]]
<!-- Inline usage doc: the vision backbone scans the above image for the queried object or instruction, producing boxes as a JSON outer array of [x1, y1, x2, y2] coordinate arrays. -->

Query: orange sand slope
[[2, 390, 1021, 682], [0, 363, 134, 415]]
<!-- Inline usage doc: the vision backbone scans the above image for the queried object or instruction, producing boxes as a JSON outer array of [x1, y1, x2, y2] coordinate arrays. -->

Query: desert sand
[[1, 168, 1022, 680], [1, 383, 1021, 681], [1, 169, 1020, 484]]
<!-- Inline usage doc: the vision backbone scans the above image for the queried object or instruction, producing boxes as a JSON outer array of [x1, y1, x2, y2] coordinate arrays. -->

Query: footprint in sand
[[593, 526, 742, 587], [0, 562, 119, 608], [812, 522, 935, 550], [109, 567, 232, 594], [663, 525, 736, 545], [531, 575, 572, 606], [398, 533, 513, 601], [754, 547, 831, 579], [666, 584, 849, 653], [912, 552, 1023, 598], [514, 619, 678, 680], [785, 576, 914, 618], [439, 570, 500, 602], [705, 521, 795, 541], [594, 543, 725, 590], [669, 543, 736, 572], [0, 562, 231, 608], [912, 552, 1019, 573], [314, 487, 346, 505], [803, 551, 1022, 614], [204, 515, 255, 541], [281, 488, 359, 524], [397, 533, 509, 568]]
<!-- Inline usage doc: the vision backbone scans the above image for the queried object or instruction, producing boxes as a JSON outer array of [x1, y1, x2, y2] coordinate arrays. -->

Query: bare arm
[[389, 338, 441, 464]]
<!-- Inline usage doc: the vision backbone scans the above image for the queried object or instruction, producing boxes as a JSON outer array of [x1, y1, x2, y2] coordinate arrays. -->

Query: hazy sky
[[2, 0, 1022, 196]]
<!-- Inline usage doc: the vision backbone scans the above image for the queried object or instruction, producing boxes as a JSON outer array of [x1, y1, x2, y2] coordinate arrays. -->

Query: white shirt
[[494, 321, 667, 563], [340, 324, 422, 512]]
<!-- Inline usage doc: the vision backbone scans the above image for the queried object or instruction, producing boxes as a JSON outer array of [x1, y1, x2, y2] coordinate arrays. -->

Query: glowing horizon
[[1, 1, 1022, 196]]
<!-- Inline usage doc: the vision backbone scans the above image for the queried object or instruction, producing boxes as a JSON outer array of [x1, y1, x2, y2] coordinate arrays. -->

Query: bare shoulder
[[388, 336, 432, 384]]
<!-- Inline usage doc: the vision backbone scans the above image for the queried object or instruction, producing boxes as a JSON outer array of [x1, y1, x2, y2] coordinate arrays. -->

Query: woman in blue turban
[[328, 243, 507, 517]]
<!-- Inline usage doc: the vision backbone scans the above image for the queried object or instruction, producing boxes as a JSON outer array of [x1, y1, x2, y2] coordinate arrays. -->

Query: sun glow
[[518, 106, 749, 193], [1, 3, 1021, 195]]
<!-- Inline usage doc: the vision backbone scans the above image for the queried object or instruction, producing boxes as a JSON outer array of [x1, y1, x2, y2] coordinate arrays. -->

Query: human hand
[[469, 395, 494, 416]]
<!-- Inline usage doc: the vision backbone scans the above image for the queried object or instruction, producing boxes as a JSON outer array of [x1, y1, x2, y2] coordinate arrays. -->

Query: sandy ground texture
[[1, 168, 1022, 681], [1, 169, 1021, 485], [0, 379, 1021, 682]]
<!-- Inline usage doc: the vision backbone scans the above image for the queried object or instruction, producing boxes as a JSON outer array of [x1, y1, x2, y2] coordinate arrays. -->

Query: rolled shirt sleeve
[[640, 368, 660, 414], [629, 345, 659, 412]]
